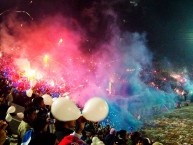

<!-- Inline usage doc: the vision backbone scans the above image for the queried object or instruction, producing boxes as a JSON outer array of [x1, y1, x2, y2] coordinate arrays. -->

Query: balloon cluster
[[51, 97, 109, 122], [5, 106, 24, 122], [26, 84, 109, 122]]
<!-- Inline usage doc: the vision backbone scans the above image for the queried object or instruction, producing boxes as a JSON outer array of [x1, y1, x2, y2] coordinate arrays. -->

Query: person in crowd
[[130, 131, 141, 145], [104, 128, 116, 145], [183, 92, 188, 102], [0, 96, 9, 121], [57, 116, 87, 145], [103, 125, 110, 137], [28, 117, 58, 145], [59, 134, 87, 145], [96, 130, 105, 142], [6, 88, 13, 106], [93, 122, 102, 134], [115, 130, 128, 145], [84, 121, 95, 134], [32, 96, 49, 119], [54, 120, 75, 142], [136, 137, 152, 145], [0, 120, 8, 145], [143, 138, 152, 145], [18, 106, 37, 143], [84, 131, 95, 144]]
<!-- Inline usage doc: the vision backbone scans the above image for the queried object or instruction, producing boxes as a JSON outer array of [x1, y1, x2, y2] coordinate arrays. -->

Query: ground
[[142, 103, 193, 145]]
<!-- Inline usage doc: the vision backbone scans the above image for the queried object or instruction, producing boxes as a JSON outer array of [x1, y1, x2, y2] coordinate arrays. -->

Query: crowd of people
[[0, 97, 164, 145], [1, 53, 193, 145], [0, 70, 167, 145]]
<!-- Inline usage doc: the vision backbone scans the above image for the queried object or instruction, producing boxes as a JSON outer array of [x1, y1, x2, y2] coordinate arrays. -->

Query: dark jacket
[[29, 132, 57, 145], [55, 127, 73, 142], [105, 134, 116, 145]]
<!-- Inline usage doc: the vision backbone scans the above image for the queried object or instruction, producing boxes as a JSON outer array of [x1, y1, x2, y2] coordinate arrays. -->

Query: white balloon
[[65, 96, 70, 99], [7, 106, 16, 113], [96, 141, 104, 145], [52, 97, 58, 102], [92, 137, 104, 145], [5, 113, 12, 122], [92, 137, 100, 144], [17, 112, 24, 119], [82, 97, 109, 122], [26, 88, 33, 97], [42, 94, 53, 106], [30, 79, 37, 88], [51, 97, 81, 121]]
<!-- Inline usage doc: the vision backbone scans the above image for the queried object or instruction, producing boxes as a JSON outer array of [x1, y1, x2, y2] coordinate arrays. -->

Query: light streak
[[0, 10, 33, 20]]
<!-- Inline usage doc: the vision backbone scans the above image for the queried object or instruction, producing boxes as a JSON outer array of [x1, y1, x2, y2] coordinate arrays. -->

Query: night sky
[[1, 0, 193, 67]]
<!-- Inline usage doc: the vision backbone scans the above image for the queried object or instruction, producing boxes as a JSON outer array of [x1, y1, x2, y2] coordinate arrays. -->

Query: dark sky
[[1, 0, 193, 66]]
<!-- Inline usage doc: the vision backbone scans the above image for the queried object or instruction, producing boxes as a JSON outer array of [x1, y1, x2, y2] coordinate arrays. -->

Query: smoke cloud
[[0, 1, 177, 130]]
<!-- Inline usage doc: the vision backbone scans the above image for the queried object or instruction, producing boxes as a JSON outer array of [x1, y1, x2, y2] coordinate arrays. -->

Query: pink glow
[[1, 15, 120, 105]]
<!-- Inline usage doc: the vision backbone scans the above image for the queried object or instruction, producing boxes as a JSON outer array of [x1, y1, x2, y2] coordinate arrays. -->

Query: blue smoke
[[100, 32, 177, 131]]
